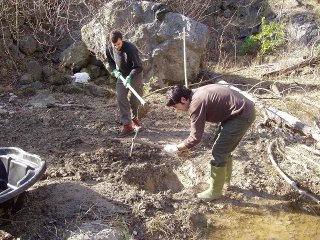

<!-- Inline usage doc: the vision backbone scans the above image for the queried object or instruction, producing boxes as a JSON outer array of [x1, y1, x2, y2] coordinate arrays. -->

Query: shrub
[[240, 17, 285, 55], [239, 35, 260, 55]]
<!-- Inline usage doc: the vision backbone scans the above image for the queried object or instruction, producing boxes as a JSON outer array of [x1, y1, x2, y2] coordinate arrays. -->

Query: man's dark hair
[[109, 30, 123, 43], [166, 85, 192, 107]]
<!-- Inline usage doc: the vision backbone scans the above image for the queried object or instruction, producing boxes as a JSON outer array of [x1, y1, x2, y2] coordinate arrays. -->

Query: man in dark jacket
[[164, 84, 256, 201], [105, 30, 143, 137]]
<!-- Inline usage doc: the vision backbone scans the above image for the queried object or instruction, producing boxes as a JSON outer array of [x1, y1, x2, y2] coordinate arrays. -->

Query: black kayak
[[0, 147, 46, 207]]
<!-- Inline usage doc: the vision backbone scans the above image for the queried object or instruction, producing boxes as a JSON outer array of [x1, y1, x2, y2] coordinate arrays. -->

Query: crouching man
[[164, 84, 255, 201]]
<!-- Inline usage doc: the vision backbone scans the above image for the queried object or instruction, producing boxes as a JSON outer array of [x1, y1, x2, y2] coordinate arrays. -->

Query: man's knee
[[210, 152, 229, 166]]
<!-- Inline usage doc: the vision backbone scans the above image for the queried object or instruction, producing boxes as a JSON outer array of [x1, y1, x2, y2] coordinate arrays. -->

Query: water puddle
[[207, 206, 320, 239]]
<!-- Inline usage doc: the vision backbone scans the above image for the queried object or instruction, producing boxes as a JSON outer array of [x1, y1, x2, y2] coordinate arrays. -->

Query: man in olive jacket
[[164, 84, 256, 201], [105, 30, 143, 137]]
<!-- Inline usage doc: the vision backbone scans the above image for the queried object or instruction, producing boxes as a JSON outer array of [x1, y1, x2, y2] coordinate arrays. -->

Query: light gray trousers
[[116, 72, 143, 125]]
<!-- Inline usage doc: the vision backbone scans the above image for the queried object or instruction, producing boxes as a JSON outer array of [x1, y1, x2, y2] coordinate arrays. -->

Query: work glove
[[125, 76, 132, 87], [164, 144, 179, 153], [113, 69, 122, 79]]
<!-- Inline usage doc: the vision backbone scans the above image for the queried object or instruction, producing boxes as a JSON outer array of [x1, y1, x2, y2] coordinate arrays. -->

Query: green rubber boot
[[225, 155, 233, 189], [197, 165, 226, 201]]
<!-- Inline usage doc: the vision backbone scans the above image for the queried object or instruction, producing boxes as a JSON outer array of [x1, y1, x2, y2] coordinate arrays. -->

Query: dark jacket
[[106, 41, 143, 78]]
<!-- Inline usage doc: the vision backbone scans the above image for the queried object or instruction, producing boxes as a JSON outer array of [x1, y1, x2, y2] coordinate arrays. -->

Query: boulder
[[81, 0, 209, 88], [48, 74, 70, 86], [26, 60, 43, 82], [93, 76, 109, 86], [59, 41, 91, 72], [286, 13, 319, 46], [85, 64, 101, 79], [9, 41, 25, 59], [20, 73, 34, 85], [19, 35, 38, 55], [43, 65, 59, 79]]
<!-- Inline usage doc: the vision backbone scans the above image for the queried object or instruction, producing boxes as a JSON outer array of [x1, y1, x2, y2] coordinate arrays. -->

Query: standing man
[[164, 84, 255, 201], [105, 30, 144, 137]]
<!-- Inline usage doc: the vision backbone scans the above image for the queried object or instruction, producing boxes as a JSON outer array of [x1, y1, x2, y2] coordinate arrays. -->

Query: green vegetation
[[240, 17, 285, 56]]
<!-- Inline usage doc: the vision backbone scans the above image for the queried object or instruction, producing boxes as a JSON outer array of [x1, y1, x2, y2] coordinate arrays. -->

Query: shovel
[[119, 75, 146, 105]]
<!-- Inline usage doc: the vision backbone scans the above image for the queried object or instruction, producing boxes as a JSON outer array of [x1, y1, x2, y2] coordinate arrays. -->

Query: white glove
[[164, 144, 179, 153]]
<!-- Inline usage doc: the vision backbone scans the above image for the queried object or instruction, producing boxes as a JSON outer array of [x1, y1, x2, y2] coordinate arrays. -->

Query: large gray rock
[[81, 0, 209, 87], [20, 73, 34, 85], [287, 13, 319, 46], [19, 35, 38, 55], [59, 41, 91, 72], [27, 60, 43, 82]]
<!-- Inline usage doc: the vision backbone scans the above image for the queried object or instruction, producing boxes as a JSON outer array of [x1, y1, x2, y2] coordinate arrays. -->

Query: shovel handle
[[119, 76, 146, 105]]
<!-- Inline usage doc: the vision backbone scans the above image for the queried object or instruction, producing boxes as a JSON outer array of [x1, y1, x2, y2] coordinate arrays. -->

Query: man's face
[[172, 97, 189, 111], [112, 38, 123, 50]]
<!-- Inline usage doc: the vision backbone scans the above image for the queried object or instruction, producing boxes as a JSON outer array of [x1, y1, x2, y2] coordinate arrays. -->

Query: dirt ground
[[0, 63, 320, 239]]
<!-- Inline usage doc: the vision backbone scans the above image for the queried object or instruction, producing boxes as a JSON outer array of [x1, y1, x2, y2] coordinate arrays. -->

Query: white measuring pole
[[119, 75, 146, 105], [183, 27, 188, 88]]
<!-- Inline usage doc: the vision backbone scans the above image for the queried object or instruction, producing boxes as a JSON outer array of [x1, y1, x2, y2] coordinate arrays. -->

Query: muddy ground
[[0, 64, 320, 239]]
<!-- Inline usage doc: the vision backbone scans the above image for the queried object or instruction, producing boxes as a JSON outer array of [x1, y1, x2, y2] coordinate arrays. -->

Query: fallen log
[[261, 104, 320, 142], [218, 80, 320, 144], [262, 56, 320, 78]]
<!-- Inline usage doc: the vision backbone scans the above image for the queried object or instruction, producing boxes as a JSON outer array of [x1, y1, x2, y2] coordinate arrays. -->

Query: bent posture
[[105, 30, 143, 137], [164, 84, 255, 201]]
